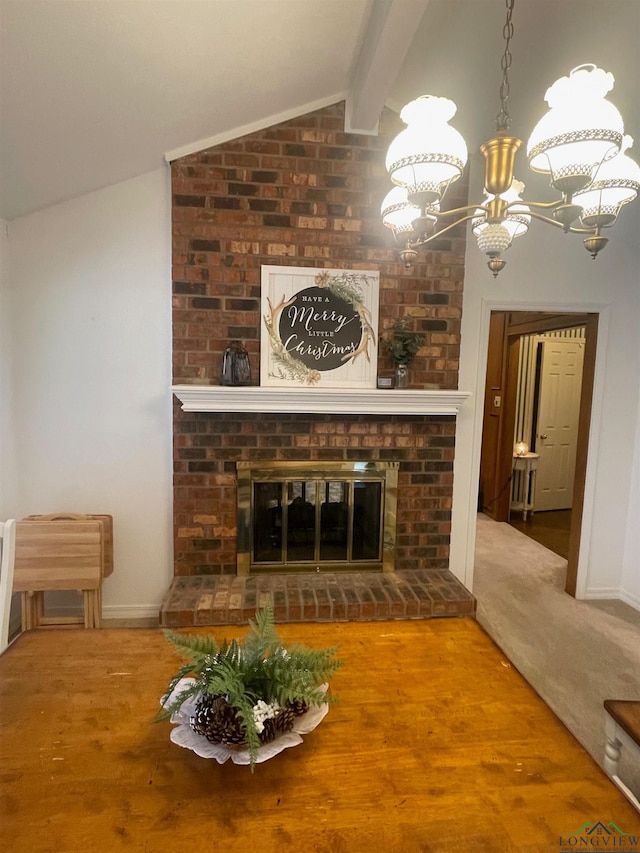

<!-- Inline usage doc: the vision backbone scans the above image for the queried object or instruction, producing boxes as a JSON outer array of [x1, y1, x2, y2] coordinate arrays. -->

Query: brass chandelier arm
[[408, 212, 480, 247], [408, 203, 597, 247], [521, 198, 571, 211], [523, 208, 595, 235], [427, 202, 490, 220]]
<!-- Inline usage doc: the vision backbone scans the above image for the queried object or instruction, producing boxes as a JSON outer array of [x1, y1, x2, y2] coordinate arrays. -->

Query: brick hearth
[[159, 569, 475, 627]]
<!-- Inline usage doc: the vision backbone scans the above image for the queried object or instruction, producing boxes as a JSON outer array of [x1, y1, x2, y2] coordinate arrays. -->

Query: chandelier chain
[[496, 0, 515, 132]]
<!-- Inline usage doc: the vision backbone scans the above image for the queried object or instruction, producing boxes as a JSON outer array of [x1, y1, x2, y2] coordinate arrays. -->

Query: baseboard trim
[[582, 586, 620, 600], [41, 604, 160, 621], [582, 586, 640, 614], [102, 604, 160, 621], [619, 588, 640, 613]]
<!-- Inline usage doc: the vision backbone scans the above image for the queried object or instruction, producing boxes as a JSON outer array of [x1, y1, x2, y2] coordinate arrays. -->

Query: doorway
[[508, 330, 585, 559], [478, 311, 598, 596]]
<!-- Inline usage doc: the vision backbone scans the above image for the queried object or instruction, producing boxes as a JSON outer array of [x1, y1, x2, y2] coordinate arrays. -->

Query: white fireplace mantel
[[172, 385, 471, 416]]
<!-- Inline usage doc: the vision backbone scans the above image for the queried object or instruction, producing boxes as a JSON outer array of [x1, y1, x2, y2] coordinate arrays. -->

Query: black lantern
[[221, 341, 251, 386]]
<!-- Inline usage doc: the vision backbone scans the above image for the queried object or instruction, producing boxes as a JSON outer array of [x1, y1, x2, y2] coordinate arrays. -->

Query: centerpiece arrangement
[[157, 605, 343, 770]]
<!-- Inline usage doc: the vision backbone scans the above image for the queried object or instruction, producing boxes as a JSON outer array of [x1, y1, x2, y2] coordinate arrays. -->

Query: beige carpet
[[473, 513, 640, 799]]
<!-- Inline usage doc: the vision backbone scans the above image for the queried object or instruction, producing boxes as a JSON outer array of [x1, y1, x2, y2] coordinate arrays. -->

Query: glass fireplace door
[[237, 462, 398, 575]]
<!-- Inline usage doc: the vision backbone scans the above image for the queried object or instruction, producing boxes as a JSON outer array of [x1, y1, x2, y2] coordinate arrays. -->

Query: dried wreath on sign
[[263, 270, 376, 384]]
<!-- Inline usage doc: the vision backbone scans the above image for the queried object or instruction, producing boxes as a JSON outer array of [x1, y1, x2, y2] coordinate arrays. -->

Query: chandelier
[[381, 0, 640, 276]]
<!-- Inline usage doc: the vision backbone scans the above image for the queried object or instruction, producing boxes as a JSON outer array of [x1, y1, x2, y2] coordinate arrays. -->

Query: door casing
[[478, 311, 597, 597]]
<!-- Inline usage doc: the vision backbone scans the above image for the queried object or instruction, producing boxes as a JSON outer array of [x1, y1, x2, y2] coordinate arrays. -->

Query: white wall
[[621, 391, 640, 609], [0, 219, 16, 517], [6, 168, 174, 619], [450, 155, 640, 606]]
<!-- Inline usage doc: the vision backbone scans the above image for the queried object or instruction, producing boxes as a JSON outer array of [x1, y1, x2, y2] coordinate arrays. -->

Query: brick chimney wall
[[171, 101, 468, 577]]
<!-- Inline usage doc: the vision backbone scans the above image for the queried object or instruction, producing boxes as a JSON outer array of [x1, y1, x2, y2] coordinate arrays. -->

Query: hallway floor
[[509, 508, 571, 558]]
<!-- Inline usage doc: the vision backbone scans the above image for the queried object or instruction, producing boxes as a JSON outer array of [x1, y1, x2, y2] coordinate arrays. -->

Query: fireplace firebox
[[236, 461, 398, 575]]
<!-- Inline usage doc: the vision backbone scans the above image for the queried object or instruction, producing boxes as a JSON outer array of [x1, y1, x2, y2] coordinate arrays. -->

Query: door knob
[[539, 433, 548, 440]]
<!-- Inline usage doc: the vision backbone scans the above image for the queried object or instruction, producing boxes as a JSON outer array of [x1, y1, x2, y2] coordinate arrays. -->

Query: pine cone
[[191, 693, 223, 740], [190, 694, 306, 748], [259, 717, 278, 744], [274, 707, 296, 733], [287, 698, 308, 717], [256, 707, 296, 744], [191, 694, 248, 746], [219, 703, 248, 746]]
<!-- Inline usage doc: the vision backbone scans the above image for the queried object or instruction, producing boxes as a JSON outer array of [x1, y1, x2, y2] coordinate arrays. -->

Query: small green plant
[[157, 604, 343, 769], [381, 318, 425, 366]]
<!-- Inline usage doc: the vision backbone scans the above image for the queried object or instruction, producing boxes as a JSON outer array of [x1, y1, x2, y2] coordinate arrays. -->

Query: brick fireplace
[[162, 100, 474, 625]]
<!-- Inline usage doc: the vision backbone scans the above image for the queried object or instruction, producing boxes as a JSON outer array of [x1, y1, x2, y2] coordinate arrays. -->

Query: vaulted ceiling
[[1, 0, 639, 221]]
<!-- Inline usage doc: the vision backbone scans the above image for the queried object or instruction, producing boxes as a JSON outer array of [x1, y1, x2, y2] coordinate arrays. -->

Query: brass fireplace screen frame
[[236, 461, 399, 575]]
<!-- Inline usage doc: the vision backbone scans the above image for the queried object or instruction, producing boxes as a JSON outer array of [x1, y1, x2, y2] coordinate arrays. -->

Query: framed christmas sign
[[260, 265, 379, 388]]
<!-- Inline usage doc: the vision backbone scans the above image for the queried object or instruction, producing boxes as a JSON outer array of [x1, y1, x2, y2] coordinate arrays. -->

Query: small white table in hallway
[[511, 451, 539, 520]]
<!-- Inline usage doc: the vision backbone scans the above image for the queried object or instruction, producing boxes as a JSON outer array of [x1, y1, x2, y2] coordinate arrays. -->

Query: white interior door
[[534, 338, 584, 512]]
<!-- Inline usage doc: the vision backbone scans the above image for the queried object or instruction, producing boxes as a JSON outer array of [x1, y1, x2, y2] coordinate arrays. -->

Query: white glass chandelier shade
[[472, 179, 531, 244], [527, 65, 625, 193], [386, 96, 468, 200], [381, 186, 440, 235], [573, 135, 640, 226], [380, 186, 422, 233]]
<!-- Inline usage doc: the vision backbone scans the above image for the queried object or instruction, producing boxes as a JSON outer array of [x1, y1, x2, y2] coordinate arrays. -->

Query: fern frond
[[233, 694, 262, 768], [244, 602, 280, 661], [162, 629, 219, 661], [155, 675, 203, 721], [201, 655, 249, 701], [284, 645, 343, 681]]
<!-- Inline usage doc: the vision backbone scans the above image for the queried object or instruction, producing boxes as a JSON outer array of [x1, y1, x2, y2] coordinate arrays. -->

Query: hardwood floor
[[1, 621, 638, 852], [509, 509, 572, 559]]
